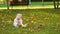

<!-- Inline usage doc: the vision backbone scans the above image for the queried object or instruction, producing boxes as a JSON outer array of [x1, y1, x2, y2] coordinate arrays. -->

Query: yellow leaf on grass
[[1, 24, 4, 26], [3, 25, 5, 28], [56, 22, 60, 27], [31, 20, 34, 23], [2, 20, 4, 22]]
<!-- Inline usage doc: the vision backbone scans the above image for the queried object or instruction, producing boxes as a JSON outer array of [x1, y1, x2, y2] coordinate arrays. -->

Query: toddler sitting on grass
[[13, 14, 27, 28]]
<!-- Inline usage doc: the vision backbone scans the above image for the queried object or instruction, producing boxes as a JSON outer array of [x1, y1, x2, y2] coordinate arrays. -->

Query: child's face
[[17, 18, 20, 20]]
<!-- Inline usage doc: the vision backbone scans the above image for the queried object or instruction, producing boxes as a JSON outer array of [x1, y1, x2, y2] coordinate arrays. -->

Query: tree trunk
[[53, 0, 56, 9], [57, 0, 59, 9], [42, 0, 44, 6], [7, 0, 9, 10]]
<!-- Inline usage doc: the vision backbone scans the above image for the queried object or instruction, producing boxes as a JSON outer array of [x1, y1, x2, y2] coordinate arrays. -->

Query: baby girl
[[13, 14, 27, 28]]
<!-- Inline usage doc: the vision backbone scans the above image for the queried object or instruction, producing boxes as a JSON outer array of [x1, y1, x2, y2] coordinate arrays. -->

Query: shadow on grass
[[36, 8, 60, 15], [1, 8, 59, 14], [0, 8, 60, 17]]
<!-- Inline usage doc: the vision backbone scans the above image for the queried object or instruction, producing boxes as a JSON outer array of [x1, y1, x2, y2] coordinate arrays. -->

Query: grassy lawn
[[0, 9, 60, 34], [30, 2, 54, 6]]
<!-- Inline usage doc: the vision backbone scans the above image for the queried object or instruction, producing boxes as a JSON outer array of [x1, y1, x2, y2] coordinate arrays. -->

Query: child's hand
[[17, 23, 22, 26], [22, 24, 27, 27]]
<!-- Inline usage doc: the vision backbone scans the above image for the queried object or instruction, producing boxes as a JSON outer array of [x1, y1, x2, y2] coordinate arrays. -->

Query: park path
[[0, 5, 60, 9]]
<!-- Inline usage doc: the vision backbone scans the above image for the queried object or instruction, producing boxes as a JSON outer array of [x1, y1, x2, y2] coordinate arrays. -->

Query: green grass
[[30, 2, 53, 6], [0, 9, 60, 34]]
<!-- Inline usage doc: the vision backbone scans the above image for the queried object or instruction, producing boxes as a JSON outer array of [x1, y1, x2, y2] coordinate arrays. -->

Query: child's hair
[[16, 14, 22, 18]]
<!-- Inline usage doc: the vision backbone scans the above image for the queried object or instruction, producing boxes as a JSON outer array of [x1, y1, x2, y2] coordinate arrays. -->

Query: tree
[[53, 0, 59, 9], [42, 0, 44, 6], [57, 0, 59, 9], [53, 0, 56, 9], [6, 0, 9, 10]]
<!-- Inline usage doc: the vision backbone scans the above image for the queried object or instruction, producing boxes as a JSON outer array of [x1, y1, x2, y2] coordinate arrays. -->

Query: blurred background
[[0, 0, 60, 9]]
